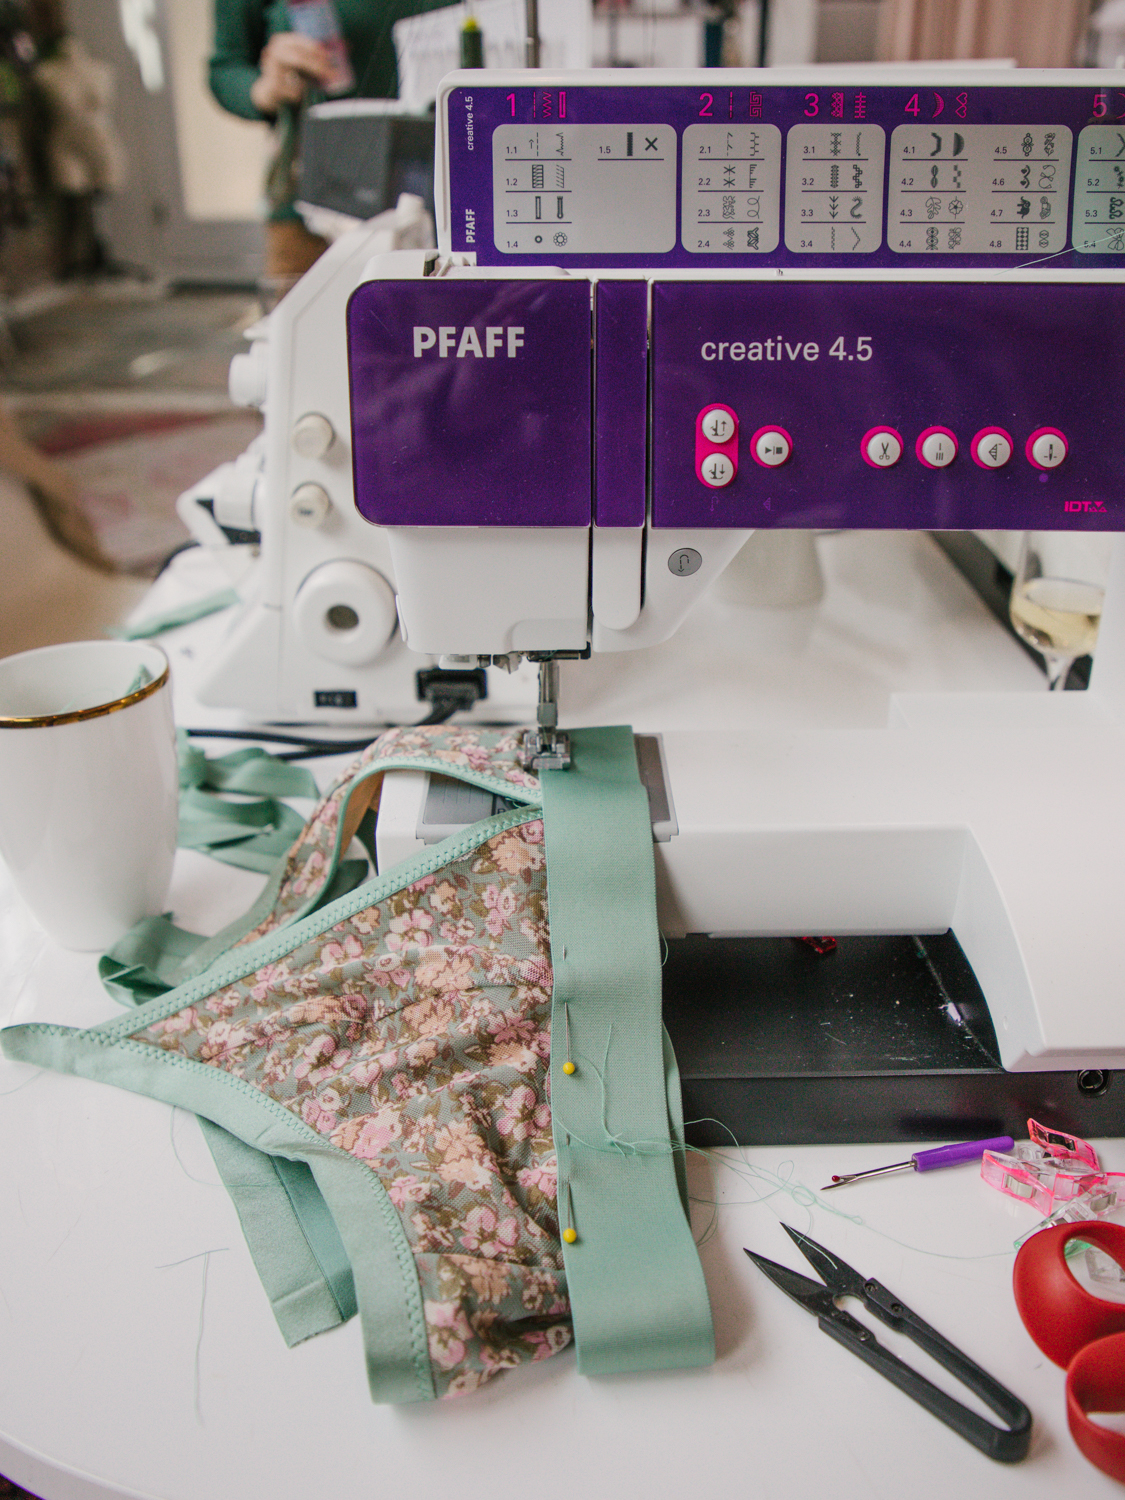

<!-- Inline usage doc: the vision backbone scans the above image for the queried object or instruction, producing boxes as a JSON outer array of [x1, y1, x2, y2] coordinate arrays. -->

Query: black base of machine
[[661, 931, 1121, 1147]]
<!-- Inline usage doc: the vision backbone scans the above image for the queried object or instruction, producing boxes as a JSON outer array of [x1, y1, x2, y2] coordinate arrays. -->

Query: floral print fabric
[[249, 724, 542, 938], [127, 728, 569, 1397]]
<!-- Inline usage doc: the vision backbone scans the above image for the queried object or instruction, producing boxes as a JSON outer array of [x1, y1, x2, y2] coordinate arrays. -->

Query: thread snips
[[745, 1226, 1032, 1464]]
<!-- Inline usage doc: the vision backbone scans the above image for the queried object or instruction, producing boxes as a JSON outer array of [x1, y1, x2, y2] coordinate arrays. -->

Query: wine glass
[[1008, 531, 1112, 691]]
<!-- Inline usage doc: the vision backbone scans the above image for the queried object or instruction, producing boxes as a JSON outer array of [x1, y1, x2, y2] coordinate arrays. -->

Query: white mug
[[0, 640, 179, 950]]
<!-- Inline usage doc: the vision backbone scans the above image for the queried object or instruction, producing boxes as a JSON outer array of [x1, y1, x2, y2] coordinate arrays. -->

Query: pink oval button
[[971, 427, 1014, 470]]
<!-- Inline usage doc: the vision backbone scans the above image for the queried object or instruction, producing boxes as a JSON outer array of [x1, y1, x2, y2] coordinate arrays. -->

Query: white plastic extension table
[[2, 532, 1124, 1499]]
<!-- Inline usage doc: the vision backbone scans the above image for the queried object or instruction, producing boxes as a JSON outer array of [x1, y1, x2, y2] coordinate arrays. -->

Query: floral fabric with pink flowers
[[133, 808, 568, 1396], [3, 726, 572, 1402]]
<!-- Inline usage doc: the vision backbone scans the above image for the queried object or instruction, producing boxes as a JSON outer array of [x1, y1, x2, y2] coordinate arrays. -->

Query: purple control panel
[[444, 79, 1125, 271], [346, 76, 1125, 535], [347, 275, 1124, 532], [651, 280, 1125, 529]]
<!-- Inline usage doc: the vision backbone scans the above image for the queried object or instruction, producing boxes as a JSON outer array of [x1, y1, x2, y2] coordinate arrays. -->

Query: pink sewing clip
[[981, 1118, 1125, 1241]]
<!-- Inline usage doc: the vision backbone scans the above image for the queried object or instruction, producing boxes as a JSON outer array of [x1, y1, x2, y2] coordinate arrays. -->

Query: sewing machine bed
[[663, 930, 1123, 1147]]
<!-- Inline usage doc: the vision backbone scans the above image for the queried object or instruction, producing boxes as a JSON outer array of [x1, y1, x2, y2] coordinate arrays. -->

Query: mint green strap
[[197, 1120, 358, 1345], [0, 1023, 434, 1403], [99, 854, 371, 1008], [177, 737, 320, 872], [541, 726, 714, 1377], [99, 914, 210, 1005], [100, 738, 364, 1008], [178, 739, 320, 801], [177, 785, 308, 871]]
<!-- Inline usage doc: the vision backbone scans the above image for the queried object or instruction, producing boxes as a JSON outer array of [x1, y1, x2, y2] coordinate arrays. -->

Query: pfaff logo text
[[413, 326, 525, 358], [1065, 500, 1107, 513]]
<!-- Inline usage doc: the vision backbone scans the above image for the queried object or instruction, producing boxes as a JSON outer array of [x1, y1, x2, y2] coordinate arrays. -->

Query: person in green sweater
[[210, 1, 455, 294]]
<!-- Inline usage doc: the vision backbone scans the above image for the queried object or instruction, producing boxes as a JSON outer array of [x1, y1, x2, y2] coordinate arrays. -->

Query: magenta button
[[916, 426, 958, 469], [1026, 426, 1068, 470], [861, 426, 904, 469]]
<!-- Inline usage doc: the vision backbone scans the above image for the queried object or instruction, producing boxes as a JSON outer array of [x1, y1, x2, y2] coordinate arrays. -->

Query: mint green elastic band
[[99, 738, 536, 1009], [541, 726, 715, 1377], [99, 913, 210, 1006], [175, 736, 320, 872], [100, 739, 358, 1009], [99, 856, 372, 1010], [177, 785, 308, 871]]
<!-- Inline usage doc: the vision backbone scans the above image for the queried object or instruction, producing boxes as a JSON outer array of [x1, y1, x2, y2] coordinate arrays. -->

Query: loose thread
[[685, 1132, 1020, 1263], [552, 1092, 1019, 1264], [194, 1251, 211, 1423], [155, 1248, 230, 1270], [551, 1018, 1018, 1264], [0, 1067, 42, 1097], [155, 1248, 230, 1423], [168, 1107, 222, 1185]]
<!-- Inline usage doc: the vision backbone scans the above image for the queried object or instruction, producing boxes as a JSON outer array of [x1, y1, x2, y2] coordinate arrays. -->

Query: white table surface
[[4, 531, 1122, 1499]]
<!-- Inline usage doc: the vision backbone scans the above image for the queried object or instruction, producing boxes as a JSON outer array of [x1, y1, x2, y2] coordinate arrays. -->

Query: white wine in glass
[[1008, 532, 1110, 691]]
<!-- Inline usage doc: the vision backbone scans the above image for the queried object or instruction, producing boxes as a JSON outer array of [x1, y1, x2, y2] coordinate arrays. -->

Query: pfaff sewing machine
[[187, 67, 1125, 1145]]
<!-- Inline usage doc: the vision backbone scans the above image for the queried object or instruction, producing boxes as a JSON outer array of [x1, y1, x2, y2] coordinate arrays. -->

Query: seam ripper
[[822, 1136, 1015, 1190]]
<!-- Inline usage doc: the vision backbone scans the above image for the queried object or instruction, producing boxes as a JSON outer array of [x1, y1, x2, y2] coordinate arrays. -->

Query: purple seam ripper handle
[[914, 1137, 1015, 1172]]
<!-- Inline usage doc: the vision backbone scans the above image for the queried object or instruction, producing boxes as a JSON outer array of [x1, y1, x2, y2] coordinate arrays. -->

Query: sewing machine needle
[[822, 1135, 1014, 1190]]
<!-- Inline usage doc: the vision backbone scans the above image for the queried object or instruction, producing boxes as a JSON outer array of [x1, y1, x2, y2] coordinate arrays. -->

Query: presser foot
[[518, 656, 571, 770], [518, 727, 571, 772]]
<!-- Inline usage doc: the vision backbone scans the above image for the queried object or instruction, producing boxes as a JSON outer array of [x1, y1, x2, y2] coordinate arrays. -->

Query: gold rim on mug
[[0, 658, 171, 729]]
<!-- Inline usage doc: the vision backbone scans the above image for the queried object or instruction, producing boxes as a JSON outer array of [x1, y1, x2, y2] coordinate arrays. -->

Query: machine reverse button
[[668, 547, 703, 577]]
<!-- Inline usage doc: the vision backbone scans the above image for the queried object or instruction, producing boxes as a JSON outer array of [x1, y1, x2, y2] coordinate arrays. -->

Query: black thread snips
[[745, 1226, 1031, 1464]]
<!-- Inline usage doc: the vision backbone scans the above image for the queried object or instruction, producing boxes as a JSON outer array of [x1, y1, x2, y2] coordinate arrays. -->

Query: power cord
[[185, 667, 488, 758]]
